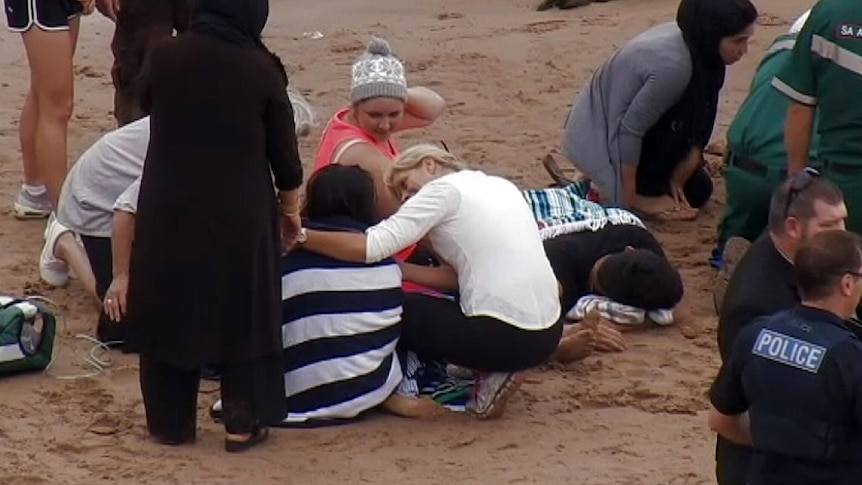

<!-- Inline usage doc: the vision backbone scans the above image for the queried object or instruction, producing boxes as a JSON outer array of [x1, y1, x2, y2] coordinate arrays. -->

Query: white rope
[[26, 295, 116, 380]]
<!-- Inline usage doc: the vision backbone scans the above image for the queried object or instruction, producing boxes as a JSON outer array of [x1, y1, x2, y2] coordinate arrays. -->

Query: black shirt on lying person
[[542, 223, 673, 314], [715, 233, 798, 485]]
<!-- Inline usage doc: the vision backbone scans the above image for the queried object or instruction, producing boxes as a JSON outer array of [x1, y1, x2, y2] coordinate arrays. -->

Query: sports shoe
[[13, 187, 52, 220], [40, 216, 72, 287], [466, 371, 525, 420]]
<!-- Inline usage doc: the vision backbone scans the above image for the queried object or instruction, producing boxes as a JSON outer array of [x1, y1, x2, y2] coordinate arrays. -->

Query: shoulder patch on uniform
[[836, 24, 862, 39], [752, 328, 827, 373]]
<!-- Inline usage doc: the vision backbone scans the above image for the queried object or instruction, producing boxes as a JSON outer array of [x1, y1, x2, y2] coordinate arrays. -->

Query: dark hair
[[303, 165, 378, 226], [596, 249, 684, 310], [677, 0, 758, 64], [795, 230, 862, 301], [767, 177, 844, 234], [674, 0, 757, 158]]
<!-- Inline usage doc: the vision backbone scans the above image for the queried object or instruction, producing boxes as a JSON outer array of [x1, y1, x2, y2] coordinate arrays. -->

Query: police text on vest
[[752, 329, 826, 373]]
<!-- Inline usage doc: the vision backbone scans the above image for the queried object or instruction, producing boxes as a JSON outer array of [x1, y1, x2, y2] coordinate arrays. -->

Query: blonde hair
[[384, 144, 468, 193]]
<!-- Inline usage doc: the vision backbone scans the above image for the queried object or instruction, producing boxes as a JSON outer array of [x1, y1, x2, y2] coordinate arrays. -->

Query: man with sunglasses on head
[[773, 0, 862, 234], [709, 229, 862, 485], [713, 169, 846, 485]]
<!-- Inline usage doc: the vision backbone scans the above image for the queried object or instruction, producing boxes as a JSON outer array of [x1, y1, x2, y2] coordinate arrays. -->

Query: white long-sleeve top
[[366, 170, 561, 330]]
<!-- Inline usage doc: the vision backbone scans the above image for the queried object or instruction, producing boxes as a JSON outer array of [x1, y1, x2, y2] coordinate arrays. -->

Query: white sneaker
[[466, 371, 525, 420], [13, 187, 52, 220], [40, 216, 71, 287]]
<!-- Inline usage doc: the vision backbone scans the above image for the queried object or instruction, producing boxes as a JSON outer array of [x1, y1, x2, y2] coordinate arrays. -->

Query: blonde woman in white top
[[297, 144, 563, 419]]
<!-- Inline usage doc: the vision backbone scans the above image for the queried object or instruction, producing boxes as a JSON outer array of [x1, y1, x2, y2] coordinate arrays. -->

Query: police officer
[[773, 0, 862, 234], [708, 229, 862, 485], [716, 9, 820, 259]]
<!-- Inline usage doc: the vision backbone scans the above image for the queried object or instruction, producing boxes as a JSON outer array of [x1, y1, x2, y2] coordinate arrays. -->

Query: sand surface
[[0, 0, 811, 483]]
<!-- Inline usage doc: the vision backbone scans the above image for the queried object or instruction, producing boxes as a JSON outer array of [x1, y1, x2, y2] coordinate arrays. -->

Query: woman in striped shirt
[[214, 164, 440, 426], [279, 165, 405, 424]]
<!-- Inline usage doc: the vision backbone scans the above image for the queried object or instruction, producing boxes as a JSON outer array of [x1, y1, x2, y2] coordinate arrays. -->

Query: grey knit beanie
[[350, 37, 408, 103]]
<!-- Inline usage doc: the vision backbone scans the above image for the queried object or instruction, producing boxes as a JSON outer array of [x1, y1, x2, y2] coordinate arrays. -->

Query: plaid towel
[[565, 295, 675, 327], [522, 184, 645, 241]]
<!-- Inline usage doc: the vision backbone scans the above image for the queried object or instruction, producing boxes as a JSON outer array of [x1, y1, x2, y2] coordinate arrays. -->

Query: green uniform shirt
[[728, 34, 819, 167], [772, 0, 862, 166]]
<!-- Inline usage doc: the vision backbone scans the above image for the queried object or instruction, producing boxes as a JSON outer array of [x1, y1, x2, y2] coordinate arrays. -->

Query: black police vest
[[746, 310, 862, 462]]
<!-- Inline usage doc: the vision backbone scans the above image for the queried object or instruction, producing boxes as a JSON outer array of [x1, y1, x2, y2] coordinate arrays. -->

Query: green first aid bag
[[0, 296, 57, 376]]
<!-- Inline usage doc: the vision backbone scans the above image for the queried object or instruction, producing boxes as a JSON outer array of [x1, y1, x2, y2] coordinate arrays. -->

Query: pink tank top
[[313, 108, 399, 173], [313, 109, 438, 296]]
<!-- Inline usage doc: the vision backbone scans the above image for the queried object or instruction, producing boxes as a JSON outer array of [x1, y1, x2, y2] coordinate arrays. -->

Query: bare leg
[[19, 92, 40, 186], [53, 233, 98, 302], [21, 21, 77, 210]]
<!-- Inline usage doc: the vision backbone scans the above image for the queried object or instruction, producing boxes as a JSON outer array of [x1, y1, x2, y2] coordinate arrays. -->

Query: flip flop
[[225, 426, 269, 453]]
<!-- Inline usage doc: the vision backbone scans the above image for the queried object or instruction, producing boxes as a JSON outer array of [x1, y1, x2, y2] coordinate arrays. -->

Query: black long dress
[[126, 32, 301, 386]]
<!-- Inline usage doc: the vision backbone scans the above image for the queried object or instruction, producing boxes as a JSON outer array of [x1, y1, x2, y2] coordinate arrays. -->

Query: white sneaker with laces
[[466, 371, 525, 419], [40, 216, 71, 287]]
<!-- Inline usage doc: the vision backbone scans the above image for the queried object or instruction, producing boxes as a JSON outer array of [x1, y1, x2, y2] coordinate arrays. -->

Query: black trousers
[[399, 293, 563, 372], [80, 235, 128, 345], [140, 354, 285, 442], [636, 162, 714, 209]]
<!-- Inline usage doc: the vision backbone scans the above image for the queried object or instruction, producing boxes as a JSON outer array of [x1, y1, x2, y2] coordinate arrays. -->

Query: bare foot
[[553, 324, 595, 363], [578, 312, 627, 352], [594, 323, 626, 352], [380, 394, 446, 419]]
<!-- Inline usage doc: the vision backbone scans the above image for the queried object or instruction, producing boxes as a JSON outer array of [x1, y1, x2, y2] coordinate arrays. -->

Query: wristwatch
[[296, 228, 308, 244]]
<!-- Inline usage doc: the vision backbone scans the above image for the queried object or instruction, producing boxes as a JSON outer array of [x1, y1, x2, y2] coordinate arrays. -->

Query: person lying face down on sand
[[37, 85, 316, 345], [522, 184, 684, 362], [295, 144, 564, 419], [558, 0, 757, 222], [312, 37, 446, 221]]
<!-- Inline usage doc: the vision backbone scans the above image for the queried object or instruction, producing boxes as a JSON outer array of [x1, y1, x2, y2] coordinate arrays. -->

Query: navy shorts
[[4, 0, 83, 32]]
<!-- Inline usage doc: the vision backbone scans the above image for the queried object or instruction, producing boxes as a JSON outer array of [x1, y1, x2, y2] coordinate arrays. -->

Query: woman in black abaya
[[124, 0, 303, 451]]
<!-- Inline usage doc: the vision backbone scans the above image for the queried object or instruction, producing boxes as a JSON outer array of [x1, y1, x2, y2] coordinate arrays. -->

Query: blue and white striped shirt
[[280, 219, 403, 424]]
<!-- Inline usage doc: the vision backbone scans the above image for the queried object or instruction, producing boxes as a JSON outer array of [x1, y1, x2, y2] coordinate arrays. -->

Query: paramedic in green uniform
[[773, 0, 862, 235], [717, 11, 820, 256]]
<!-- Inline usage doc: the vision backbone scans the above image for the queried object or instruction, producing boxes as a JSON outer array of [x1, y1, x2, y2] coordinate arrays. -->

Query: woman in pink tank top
[[313, 36, 445, 292], [313, 37, 445, 220]]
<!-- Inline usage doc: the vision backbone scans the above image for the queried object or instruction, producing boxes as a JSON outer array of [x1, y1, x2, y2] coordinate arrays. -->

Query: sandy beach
[[0, 0, 812, 483]]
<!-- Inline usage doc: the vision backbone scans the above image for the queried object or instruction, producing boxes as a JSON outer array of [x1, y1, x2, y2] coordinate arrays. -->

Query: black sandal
[[224, 426, 269, 453]]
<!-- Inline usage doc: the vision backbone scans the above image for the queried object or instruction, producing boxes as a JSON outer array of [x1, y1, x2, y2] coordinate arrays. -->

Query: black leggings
[[79, 235, 126, 345], [399, 293, 563, 373]]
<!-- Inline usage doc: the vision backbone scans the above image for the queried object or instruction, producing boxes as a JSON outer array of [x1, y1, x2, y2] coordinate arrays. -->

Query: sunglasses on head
[[783, 167, 821, 220]]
